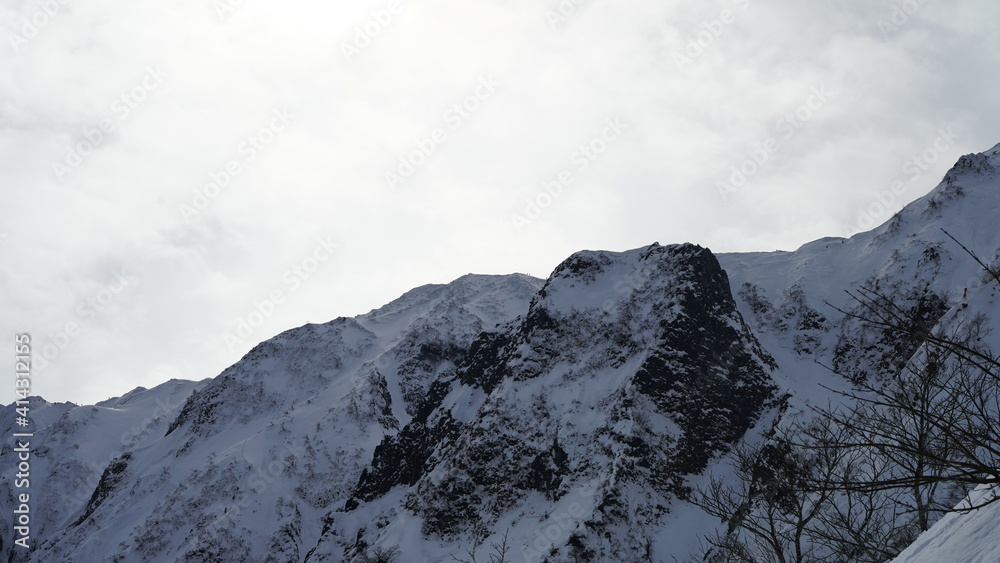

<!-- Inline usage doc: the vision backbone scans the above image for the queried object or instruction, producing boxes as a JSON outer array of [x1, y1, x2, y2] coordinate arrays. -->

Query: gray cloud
[[3, 0, 999, 404]]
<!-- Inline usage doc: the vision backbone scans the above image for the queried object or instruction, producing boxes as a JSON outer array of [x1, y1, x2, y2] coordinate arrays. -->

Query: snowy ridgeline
[[0, 143, 999, 562]]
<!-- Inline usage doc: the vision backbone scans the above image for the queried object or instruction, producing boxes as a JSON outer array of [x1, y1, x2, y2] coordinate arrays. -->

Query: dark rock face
[[345, 412, 463, 511], [456, 330, 514, 393], [832, 283, 950, 385], [73, 453, 132, 526], [344, 328, 515, 511], [633, 247, 777, 478], [333, 244, 778, 558]]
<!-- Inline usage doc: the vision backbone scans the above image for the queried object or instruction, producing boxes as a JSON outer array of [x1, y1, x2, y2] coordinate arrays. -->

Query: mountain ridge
[[3, 143, 1000, 561]]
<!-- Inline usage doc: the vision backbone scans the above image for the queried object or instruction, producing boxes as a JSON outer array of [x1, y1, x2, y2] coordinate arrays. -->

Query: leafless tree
[[357, 545, 401, 563], [694, 231, 1000, 562], [695, 413, 919, 562], [452, 529, 510, 563], [818, 251, 1000, 513]]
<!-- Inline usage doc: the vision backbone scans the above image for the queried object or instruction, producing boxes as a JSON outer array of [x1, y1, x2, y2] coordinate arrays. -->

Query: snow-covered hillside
[[892, 485, 1000, 563], [2, 143, 999, 562], [1, 274, 544, 562], [309, 243, 778, 562], [714, 143, 1000, 563]]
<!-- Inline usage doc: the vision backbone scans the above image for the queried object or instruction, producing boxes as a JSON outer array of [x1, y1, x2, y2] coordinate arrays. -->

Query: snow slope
[[0, 379, 206, 559], [891, 486, 1000, 563]]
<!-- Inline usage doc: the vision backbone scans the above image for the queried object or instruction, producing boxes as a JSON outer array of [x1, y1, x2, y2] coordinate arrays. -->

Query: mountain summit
[[3, 144, 1000, 562]]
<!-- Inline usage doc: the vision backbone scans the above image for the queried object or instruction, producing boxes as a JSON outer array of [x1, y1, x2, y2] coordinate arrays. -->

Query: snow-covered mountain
[[3, 143, 999, 562]]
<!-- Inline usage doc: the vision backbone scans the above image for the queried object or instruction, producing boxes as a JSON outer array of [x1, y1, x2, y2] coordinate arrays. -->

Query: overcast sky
[[3, 0, 999, 406]]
